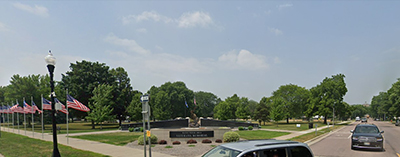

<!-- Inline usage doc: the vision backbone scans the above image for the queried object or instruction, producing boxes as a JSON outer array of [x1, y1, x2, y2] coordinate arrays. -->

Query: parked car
[[350, 123, 384, 151], [201, 139, 314, 157], [361, 117, 367, 123], [395, 119, 399, 126], [355, 117, 360, 122]]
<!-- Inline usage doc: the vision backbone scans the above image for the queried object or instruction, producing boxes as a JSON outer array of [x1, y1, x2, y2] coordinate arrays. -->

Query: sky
[[1, 1, 399, 105]]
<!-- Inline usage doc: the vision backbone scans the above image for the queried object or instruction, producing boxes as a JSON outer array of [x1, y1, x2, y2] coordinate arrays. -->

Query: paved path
[[0, 127, 174, 157]]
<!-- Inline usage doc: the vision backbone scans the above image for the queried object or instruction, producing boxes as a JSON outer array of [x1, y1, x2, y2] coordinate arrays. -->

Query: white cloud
[[277, 3, 293, 10], [13, 2, 49, 17], [122, 11, 172, 24], [268, 27, 283, 35], [274, 57, 281, 64], [265, 10, 272, 15], [218, 50, 269, 70], [122, 11, 217, 29], [136, 28, 147, 33], [177, 11, 214, 28], [104, 33, 150, 55]]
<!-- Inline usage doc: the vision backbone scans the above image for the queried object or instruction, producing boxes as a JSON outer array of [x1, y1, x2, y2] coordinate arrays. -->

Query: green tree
[[86, 84, 114, 129], [371, 92, 390, 120], [126, 91, 143, 122], [213, 101, 232, 120], [310, 74, 347, 124], [193, 91, 220, 118], [235, 97, 250, 120], [61, 60, 113, 128], [254, 97, 271, 125], [270, 98, 285, 127], [388, 79, 400, 117], [110, 67, 133, 126]]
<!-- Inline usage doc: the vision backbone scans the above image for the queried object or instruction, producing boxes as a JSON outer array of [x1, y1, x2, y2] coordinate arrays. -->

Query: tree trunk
[[91, 120, 95, 129], [118, 116, 122, 127], [286, 117, 289, 124], [324, 114, 327, 124]]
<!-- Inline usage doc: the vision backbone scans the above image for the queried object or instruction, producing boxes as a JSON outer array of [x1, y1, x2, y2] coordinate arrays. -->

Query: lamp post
[[45, 50, 61, 157]]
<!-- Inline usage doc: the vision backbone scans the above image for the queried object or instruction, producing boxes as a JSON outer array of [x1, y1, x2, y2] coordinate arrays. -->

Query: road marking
[[397, 153, 400, 157], [348, 134, 352, 139]]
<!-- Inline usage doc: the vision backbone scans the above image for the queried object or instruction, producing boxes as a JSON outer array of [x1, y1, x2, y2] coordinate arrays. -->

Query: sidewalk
[[0, 127, 174, 157]]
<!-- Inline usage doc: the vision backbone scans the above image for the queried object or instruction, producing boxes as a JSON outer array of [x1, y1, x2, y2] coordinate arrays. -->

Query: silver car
[[202, 139, 313, 157]]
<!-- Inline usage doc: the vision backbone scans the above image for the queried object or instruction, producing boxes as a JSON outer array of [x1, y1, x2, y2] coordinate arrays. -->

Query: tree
[[269, 97, 285, 127], [310, 74, 347, 124], [235, 97, 250, 120], [371, 92, 390, 120], [61, 60, 113, 128], [193, 91, 220, 118], [86, 84, 114, 129], [213, 101, 232, 120], [110, 67, 133, 127], [254, 97, 271, 125], [126, 91, 143, 122], [272, 84, 310, 123]]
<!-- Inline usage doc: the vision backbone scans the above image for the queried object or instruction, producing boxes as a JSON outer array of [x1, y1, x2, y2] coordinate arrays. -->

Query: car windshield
[[202, 146, 241, 157], [354, 126, 379, 133]]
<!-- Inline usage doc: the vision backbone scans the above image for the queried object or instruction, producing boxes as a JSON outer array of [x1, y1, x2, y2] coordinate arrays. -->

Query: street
[[310, 119, 400, 157]]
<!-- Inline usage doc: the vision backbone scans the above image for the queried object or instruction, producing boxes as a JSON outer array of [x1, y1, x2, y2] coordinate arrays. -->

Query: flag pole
[[17, 99, 19, 134], [66, 89, 69, 144], [12, 101, 14, 132], [31, 96, 34, 137], [8, 103, 10, 131], [41, 94, 44, 139], [24, 97, 27, 135]]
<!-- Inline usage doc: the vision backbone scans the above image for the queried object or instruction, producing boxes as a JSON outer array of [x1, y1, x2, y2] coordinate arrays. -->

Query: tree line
[[1, 60, 397, 128]]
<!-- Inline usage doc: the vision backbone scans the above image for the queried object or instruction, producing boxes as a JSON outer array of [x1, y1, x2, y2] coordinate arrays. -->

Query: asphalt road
[[310, 119, 400, 157]]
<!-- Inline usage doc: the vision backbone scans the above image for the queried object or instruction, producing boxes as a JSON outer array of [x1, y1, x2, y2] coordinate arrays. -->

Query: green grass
[[236, 130, 290, 140], [3, 122, 119, 134], [71, 132, 142, 146], [260, 121, 327, 131], [0, 132, 108, 157], [188, 145, 196, 147], [165, 145, 173, 148], [211, 145, 217, 147]]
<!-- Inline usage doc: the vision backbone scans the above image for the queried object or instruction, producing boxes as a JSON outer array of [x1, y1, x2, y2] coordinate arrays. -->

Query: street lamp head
[[45, 50, 56, 66]]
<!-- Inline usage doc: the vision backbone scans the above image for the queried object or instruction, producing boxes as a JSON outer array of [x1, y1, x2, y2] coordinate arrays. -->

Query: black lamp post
[[45, 50, 61, 157]]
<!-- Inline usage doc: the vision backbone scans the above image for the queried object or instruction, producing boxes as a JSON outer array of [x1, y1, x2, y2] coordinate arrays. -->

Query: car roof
[[218, 140, 308, 152], [356, 123, 376, 127]]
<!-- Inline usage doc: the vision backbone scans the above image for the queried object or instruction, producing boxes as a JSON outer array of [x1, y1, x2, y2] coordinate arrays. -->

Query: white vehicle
[[355, 117, 360, 121]]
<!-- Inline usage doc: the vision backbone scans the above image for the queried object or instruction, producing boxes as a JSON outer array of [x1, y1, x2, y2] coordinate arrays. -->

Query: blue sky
[[1, 1, 399, 104]]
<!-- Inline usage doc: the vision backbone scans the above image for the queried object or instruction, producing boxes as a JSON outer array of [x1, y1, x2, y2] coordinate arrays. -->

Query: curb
[[305, 123, 349, 146]]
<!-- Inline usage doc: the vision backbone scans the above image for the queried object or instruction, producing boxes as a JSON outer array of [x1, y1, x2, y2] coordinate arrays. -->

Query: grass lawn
[[2, 122, 120, 134], [236, 130, 291, 140], [0, 132, 108, 157], [288, 122, 350, 142], [260, 121, 328, 131], [71, 132, 142, 146]]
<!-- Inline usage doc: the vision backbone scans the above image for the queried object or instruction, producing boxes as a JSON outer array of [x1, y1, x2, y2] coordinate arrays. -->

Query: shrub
[[137, 134, 158, 145], [238, 126, 244, 131], [187, 139, 197, 144], [223, 132, 240, 143], [248, 126, 253, 130], [215, 139, 222, 143], [158, 140, 167, 145], [128, 127, 134, 132], [202, 139, 212, 143], [173, 141, 181, 145]]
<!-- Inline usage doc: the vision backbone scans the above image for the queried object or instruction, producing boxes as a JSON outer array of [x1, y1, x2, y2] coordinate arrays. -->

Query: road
[[310, 119, 400, 157]]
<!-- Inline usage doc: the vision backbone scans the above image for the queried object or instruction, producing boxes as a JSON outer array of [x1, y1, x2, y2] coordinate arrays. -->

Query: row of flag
[[0, 94, 90, 114], [185, 97, 197, 108]]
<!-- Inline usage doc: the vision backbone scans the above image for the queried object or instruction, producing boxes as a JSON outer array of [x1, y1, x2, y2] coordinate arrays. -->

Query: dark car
[[350, 124, 384, 151], [202, 139, 313, 157], [361, 117, 367, 123]]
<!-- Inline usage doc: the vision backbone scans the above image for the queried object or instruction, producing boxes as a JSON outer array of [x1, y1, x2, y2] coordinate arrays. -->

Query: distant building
[[362, 101, 370, 107]]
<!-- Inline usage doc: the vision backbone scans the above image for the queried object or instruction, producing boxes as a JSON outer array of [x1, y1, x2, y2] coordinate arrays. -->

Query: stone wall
[[151, 127, 231, 143]]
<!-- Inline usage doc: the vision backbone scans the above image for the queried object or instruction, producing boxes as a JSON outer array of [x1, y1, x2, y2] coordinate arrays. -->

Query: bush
[[248, 126, 253, 130], [238, 126, 244, 131], [158, 140, 167, 145], [128, 127, 134, 132], [223, 132, 240, 143], [137, 134, 158, 145], [215, 139, 222, 143], [187, 139, 197, 144], [202, 139, 212, 143], [173, 141, 181, 145]]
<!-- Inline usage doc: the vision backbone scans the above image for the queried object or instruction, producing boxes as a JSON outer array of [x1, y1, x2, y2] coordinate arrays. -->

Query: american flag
[[10, 103, 24, 113], [67, 94, 90, 112], [32, 101, 42, 114], [55, 98, 68, 114], [23, 101, 34, 114], [42, 98, 52, 110]]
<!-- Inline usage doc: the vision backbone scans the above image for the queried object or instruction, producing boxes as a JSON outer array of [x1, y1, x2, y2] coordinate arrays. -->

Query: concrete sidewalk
[[0, 127, 174, 157]]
